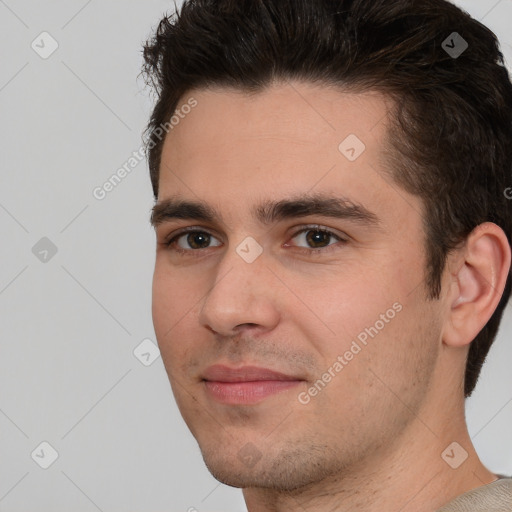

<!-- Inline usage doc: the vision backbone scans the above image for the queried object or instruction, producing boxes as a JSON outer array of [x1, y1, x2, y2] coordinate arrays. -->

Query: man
[[142, 0, 512, 510]]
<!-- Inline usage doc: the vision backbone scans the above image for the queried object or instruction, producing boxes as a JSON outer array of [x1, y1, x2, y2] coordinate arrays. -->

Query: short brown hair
[[142, 0, 512, 396]]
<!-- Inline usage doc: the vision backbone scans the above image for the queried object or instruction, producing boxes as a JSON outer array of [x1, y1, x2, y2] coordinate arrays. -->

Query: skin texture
[[151, 81, 510, 511]]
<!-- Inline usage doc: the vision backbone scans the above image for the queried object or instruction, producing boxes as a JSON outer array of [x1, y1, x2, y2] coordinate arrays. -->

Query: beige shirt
[[436, 476, 512, 511]]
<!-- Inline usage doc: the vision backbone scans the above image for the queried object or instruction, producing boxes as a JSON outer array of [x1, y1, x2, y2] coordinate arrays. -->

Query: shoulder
[[436, 477, 512, 512]]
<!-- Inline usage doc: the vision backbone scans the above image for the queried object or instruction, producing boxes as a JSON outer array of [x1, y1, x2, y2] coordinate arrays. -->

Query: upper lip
[[202, 365, 303, 382]]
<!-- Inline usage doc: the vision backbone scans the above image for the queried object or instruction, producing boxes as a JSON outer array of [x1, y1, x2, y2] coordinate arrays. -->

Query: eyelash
[[163, 225, 347, 257]]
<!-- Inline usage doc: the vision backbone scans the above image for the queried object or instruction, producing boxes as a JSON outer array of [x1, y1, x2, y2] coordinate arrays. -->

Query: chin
[[199, 441, 345, 491]]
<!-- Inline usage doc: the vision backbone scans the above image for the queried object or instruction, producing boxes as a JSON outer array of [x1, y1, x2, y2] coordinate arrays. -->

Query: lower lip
[[204, 380, 302, 405]]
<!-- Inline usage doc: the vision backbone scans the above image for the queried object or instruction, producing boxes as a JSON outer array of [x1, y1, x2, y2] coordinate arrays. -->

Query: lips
[[202, 365, 301, 382], [202, 365, 304, 405]]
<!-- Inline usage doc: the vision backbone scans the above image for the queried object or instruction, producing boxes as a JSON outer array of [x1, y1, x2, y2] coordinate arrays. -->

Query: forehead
[[162, 81, 392, 156], [155, 82, 417, 230], [160, 82, 390, 177]]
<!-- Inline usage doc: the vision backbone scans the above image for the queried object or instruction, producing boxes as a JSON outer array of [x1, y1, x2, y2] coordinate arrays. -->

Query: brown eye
[[288, 227, 347, 252], [166, 229, 222, 252], [182, 232, 211, 249]]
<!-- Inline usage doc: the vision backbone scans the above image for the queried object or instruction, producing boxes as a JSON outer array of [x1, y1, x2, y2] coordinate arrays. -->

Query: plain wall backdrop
[[0, 1, 511, 511]]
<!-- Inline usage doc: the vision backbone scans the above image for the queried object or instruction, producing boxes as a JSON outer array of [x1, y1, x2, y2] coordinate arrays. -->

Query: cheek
[[152, 260, 193, 330], [302, 264, 420, 379], [151, 264, 204, 373], [151, 267, 171, 340], [311, 267, 391, 335], [310, 300, 436, 428], [152, 266, 185, 359]]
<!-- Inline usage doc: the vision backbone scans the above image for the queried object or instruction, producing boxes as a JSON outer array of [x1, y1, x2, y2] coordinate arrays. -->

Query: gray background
[[0, 1, 511, 511]]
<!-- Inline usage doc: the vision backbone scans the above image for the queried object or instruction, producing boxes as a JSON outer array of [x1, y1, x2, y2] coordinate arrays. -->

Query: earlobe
[[443, 222, 511, 348]]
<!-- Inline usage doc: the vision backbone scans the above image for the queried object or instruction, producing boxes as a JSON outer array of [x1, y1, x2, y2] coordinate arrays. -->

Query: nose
[[198, 244, 280, 337]]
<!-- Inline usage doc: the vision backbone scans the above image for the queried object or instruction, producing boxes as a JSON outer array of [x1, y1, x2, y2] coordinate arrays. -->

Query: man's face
[[152, 82, 445, 490]]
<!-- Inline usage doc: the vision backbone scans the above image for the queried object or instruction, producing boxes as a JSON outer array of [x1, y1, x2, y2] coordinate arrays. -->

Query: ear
[[443, 222, 511, 348]]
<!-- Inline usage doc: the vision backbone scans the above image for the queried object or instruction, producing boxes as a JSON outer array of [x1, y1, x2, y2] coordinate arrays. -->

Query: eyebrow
[[150, 193, 380, 229]]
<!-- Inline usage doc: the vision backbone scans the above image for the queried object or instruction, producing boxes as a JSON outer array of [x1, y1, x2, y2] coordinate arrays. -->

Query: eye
[[286, 226, 347, 254], [162, 225, 347, 257], [164, 228, 222, 255]]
